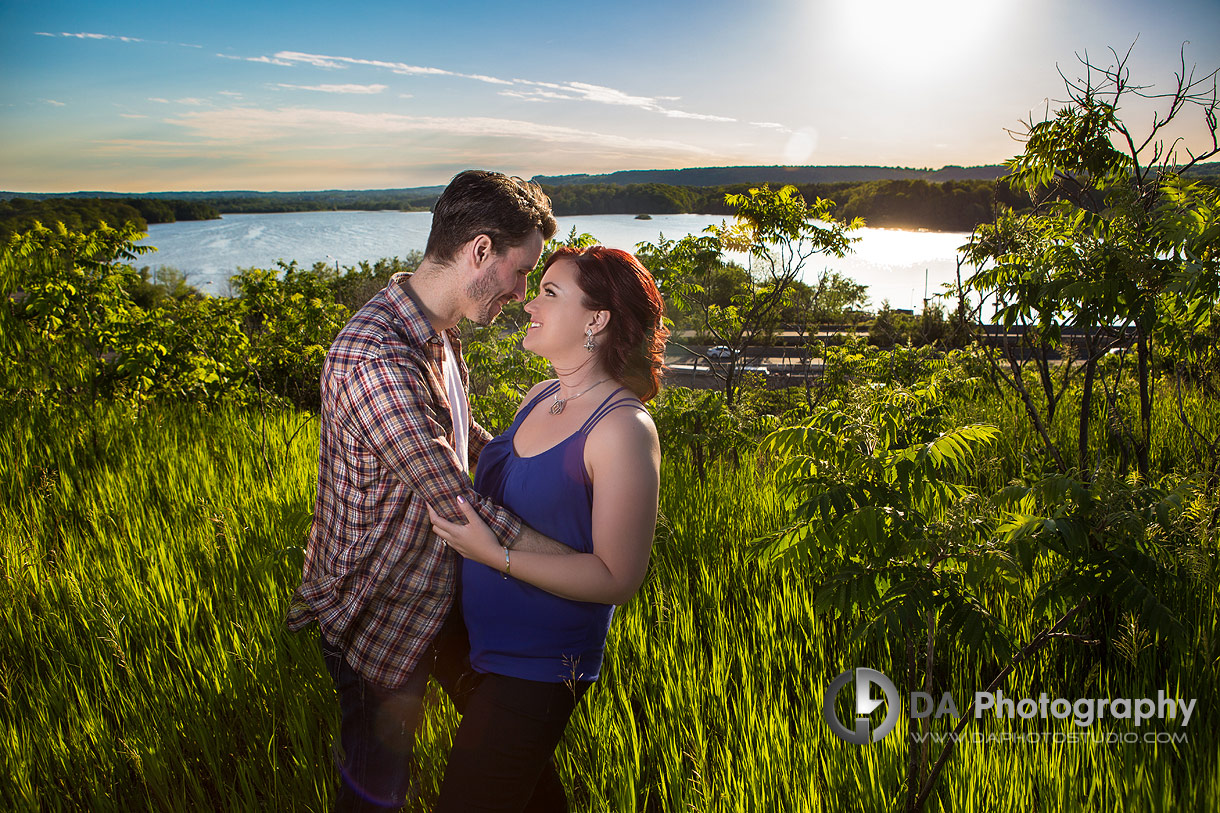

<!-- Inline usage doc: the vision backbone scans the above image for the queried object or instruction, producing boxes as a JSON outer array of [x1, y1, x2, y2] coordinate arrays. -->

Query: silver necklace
[[550, 378, 610, 414]]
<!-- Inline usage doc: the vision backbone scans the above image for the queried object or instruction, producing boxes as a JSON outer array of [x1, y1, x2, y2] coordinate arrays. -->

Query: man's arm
[[345, 356, 570, 554], [512, 525, 578, 555]]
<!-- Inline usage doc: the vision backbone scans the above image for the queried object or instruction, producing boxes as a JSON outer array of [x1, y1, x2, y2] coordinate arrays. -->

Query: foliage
[[867, 301, 973, 351], [542, 182, 703, 216], [965, 44, 1220, 478], [811, 339, 989, 404], [639, 184, 861, 406], [464, 325, 551, 436], [648, 387, 752, 482], [828, 178, 1023, 232], [0, 197, 218, 239], [112, 294, 251, 404], [0, 223, 397, 413], [868, 301, 918, 348], [756, 359, 1204, 809], [781, 270, 869, 327], [230, 263, 350, 410], [126, 265, 200, 310], [1, 220, 151, 412], [325, 252, 425, 312]]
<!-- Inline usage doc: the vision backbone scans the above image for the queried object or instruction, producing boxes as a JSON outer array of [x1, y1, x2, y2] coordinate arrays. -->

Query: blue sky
[[2, 0, 1217, 192]]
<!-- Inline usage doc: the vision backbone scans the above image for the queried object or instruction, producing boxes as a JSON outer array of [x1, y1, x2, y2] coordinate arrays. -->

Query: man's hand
[[428, 498, 576, 563], [427, 497, 502, 568]]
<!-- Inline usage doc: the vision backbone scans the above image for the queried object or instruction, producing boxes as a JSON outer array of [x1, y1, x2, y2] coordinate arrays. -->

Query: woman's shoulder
[[585, 393, 658, 453]]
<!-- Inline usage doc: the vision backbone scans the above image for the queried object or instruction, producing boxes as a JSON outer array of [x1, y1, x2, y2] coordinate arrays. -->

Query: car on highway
[[706, 345, 733, 359]]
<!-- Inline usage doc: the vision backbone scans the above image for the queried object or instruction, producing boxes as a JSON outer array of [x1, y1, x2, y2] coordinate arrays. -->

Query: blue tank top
[[461, 381, 644, 683]]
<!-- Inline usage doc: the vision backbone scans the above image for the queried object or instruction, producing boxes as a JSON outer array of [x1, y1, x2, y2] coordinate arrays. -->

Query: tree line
[[2, 178, 1044, 234], [539, 178, 1031, 231], [0, 197, 219, 240], [12, 170, 1214, 236]]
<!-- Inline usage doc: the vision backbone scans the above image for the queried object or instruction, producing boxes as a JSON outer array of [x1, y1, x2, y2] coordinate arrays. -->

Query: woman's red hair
[[545, 246, 668, 402]]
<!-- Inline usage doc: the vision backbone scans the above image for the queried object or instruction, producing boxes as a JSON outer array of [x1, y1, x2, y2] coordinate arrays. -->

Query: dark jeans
[[320, 614, 475, 812], [434, 673, 592, 813]]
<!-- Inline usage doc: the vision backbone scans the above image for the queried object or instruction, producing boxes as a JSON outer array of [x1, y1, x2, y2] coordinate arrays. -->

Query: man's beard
[[464, 269, 505, 326]]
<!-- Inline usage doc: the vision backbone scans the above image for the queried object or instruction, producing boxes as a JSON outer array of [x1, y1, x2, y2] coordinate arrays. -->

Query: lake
[[139, 211, 973, 311]]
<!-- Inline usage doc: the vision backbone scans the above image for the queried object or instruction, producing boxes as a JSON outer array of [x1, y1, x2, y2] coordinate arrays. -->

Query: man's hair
[[424, 170, 557, 263]]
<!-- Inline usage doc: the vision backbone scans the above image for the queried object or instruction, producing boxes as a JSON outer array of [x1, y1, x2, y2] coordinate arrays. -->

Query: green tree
[[778, 271, 869, 404], [230, 262, 350, 410], [757, 369, 1193, 811], [965, 44, 1220, 478], [1, 220, 151, 413], [639, 184, 861, 406]]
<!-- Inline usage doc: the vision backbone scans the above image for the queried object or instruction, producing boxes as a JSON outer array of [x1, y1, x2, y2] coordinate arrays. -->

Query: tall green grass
[[3, 400, 1216, 811], [1, 404, 330, 810]]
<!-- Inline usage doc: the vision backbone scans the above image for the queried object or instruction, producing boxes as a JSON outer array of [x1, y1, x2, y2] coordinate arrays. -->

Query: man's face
[[462, 230, 545, 325]]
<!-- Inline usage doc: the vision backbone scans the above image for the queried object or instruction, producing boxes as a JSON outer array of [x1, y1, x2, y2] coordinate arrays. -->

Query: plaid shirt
[[287, 274, 522, 688]]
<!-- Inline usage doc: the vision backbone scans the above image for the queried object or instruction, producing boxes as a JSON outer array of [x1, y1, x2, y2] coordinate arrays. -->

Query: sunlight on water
[[140, 212, 971, 310]]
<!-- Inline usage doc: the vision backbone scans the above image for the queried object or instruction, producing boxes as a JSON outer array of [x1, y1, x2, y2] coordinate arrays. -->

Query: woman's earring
[[584, 328, 596, 352]]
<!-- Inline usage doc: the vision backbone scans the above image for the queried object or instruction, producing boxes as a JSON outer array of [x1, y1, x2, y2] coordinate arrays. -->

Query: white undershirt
[[441, 332, 470, 474]]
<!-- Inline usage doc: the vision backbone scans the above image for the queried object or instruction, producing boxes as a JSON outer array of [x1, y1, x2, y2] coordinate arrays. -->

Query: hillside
[[533, 165, 1012, 186]]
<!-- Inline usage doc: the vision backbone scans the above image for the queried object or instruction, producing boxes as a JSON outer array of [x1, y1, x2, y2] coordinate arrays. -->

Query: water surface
[[141, 212, 972, 310]]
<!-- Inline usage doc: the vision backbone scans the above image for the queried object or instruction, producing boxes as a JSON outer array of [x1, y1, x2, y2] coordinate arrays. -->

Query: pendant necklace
[[550, 378, 610, 414]]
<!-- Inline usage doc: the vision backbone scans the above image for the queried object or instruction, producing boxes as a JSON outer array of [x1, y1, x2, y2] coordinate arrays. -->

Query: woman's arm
[[428, 406, 660, 605]]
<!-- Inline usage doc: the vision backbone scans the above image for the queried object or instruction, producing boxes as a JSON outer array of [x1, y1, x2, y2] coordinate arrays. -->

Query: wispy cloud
[[119, 113, 148, 118], [501, 80, 740, 123], [42, 99, 66, 107], [276, 83, 387, 95], [240, 47, 770, 130], [663, 110, 737, 123], [162, 106, 713, 157], [35, 31, 200, 48], [144, 96, 212, 106], [269, 50, 513, 85], [219, 53, 295, 66], [37, 31, 146, 43], [37, 32, 781, 136], [504, 80, 654, 108]]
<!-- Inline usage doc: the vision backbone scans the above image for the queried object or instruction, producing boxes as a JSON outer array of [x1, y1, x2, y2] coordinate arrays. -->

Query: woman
[[427, 245, 667, 812]]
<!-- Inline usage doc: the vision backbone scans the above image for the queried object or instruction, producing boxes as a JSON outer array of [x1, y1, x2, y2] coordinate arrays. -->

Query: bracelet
[[502, 546, 511, 580]]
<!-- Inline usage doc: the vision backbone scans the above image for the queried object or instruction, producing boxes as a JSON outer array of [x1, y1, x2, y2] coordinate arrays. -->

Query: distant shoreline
[[147, 209, 973, 237], [7, 159, 1218, 235]]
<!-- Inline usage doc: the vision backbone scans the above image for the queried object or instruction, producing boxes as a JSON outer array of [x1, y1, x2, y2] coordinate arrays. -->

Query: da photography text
[[823, 667, 1197, 746]]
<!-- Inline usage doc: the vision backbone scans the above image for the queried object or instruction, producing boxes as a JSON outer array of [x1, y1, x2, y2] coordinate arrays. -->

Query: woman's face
[[522, 258, 601, 360]]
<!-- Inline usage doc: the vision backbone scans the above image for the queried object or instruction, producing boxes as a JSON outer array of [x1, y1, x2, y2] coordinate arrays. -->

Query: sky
[[2, 0, 1218, 193]]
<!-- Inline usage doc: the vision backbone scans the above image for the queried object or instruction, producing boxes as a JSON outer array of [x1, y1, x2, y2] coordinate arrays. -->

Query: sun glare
[[831, 0, 1005, 77]]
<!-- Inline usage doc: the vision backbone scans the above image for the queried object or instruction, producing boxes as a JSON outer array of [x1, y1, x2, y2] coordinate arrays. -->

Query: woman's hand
[[427, 496, 503, 569]]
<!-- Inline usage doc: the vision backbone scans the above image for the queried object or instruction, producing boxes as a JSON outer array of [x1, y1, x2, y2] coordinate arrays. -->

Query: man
[[287, 170, 566, 810]]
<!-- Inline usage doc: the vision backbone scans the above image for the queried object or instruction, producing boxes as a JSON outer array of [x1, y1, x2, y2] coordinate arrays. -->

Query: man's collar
[[387, 272, 453, 346]]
